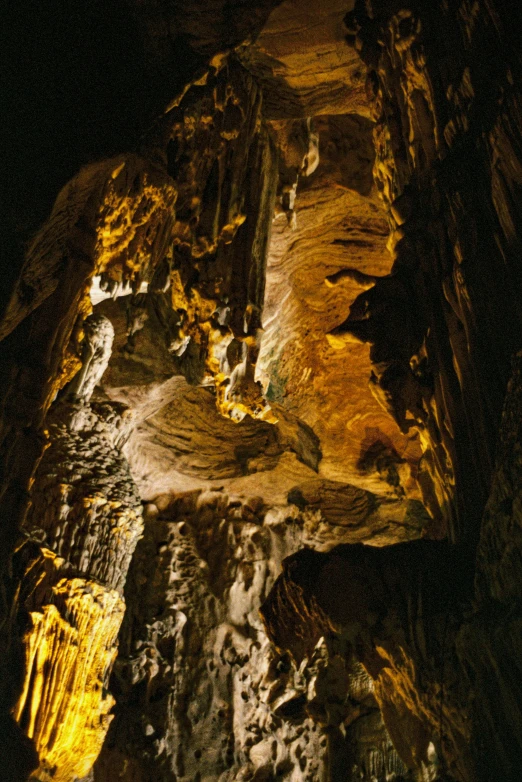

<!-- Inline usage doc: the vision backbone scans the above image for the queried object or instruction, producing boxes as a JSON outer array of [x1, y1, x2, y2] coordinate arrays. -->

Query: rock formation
[[1, 0, 522, 780], [261, 540, 474, 779]]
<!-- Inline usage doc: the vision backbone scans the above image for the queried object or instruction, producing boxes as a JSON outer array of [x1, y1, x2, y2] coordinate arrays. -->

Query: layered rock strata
[[258, 112, 425, 512], [262, 349, 522, 781], [335, 0, 522, 538]]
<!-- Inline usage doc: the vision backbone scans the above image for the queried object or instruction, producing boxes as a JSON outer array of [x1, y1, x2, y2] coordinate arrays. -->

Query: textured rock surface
[[0, 148, 176, 597], [0, 47, 278, 578], [12, 546, 125, 782], [239, 0, 366, 119], [2, 0, 522, 780], [158, 60, 280, 421], [262, 541, 474, 779], [258, 113, 424, 508], [342, 0, 522, 538], [94, 494, 324, 781], [94, 494, 412, 782], [11, 385, 143, 781]]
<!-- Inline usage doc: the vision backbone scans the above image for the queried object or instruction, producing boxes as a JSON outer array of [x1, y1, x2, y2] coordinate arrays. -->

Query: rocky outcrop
[[94, 492, 412, 782], [159, 60, 279, 421], [261, 541, 474, 780], [0, 150, 176, 609], [337, 0, 522, 538], [0, 3, 284, 583], [2, 57, 286, 777], [94, 493, 324, 781]]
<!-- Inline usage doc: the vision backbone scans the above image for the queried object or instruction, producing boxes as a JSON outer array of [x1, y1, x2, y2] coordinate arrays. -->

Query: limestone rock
[[261, 540, 474, 779], [1, 1, 522, 780], [11, 544, 125, 782], [258, 113, 424, 506], [238, 1, 367, 119], [95, 493, 411, 782]]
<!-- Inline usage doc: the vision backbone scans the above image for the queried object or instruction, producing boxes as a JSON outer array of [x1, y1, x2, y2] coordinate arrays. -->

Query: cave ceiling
[[59, 0, 431, 551], [237, 0, 367, 118]]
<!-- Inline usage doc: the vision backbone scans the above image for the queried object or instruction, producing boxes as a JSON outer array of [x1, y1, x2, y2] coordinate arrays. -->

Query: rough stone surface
[[13, 546, 125, 782], [94, 494, 412, 782], [261, 541, 474, 780], [11, 391, 143, 781], [1, 0, 522, 780], [238, 1, 366, 119], [342, 0, 522, 539], [258, 113, 425, 509]]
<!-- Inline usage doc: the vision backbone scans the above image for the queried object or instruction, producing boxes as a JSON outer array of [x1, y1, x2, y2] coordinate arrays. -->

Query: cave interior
[[2, 1, 522, 780]]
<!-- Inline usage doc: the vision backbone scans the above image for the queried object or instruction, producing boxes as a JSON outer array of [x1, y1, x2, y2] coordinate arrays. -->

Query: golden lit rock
[[13, 548, 124, 782], [1, 1, 522, 780]]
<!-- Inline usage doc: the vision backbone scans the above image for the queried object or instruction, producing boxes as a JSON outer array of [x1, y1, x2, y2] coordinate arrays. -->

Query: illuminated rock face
[[13, 554, 124, 782], [1, 0, 522, 780], [94, 494, 411, 782], [341, 1, 522, 541], [238, 0, 368, 119], [258, 113, 425, 506], [10, 318, 143, 781]]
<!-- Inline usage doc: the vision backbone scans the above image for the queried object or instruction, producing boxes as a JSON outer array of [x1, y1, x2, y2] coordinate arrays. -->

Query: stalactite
[[1, 1, 522, 780]]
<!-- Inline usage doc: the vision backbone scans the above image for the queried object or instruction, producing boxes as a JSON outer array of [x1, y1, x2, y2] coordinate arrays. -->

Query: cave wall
[[262, 347, 522, 780], [0, 38, 284, 779], [341, 0, 522, 539], [262, 540, 474, 779], [259, 3, 522, 778], [1, 0, 522, 780], [93, 493, 328, 781], [94, 492, 411, 782]]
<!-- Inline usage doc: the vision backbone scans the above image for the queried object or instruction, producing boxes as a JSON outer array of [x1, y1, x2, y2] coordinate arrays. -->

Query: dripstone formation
[[1, 1, 522, 781]]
